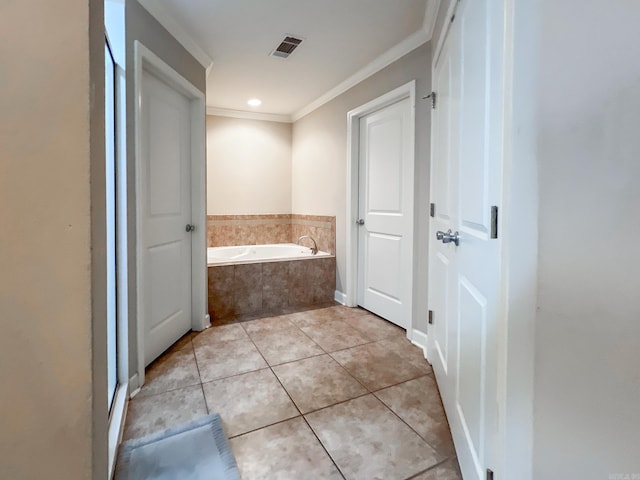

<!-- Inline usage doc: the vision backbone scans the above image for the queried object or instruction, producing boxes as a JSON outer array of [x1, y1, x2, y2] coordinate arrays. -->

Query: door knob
[[356, 219, 365, 225], [185, 224, 196, 232], [435, 229, 460, 246]]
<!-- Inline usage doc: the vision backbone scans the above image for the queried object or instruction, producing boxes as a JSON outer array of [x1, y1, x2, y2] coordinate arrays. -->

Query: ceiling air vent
[[270, 35, 303, 59]]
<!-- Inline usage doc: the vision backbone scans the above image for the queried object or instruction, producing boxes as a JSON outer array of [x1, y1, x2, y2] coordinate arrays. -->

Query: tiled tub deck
[[208, 256, 336, 321]]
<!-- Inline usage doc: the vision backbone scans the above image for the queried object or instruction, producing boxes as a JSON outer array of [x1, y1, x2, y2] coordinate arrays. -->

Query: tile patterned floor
[[121, 305, 462, 479]]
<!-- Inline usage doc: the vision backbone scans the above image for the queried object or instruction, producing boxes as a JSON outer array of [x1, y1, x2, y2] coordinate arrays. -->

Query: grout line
[[200, 383, 210, 415], [404, 456, 460, 480], [370, 373, 431, 394], [190, 336, 204, 384], [241, 321, 303, 420], [373, 388, 447, 460], [300, 414, 347, 480], [328, 352, 372, 393], [200, 366, 272, 387], [268, 351, 327, 368], [134, 339, 204, 401], [367, 372, 456, 465], [226, 414, 303, 440], [300, 391, 372, 417], [133, 382, 204, 401]]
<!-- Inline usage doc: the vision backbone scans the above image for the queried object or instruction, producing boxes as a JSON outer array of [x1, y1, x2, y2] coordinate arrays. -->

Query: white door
[[357, 97, 414, 329], [427, 0, 503, 478], [141, 69, 193, 365]]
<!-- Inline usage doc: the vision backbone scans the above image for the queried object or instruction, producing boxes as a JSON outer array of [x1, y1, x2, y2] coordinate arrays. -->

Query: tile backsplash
[[207, 214, 336, 255]]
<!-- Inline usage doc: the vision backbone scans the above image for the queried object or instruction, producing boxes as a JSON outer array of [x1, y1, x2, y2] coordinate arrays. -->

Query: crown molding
[[292, 28, 428, 122], [206, 107, 292, 124], [138, 0, 213, 72], [291, 0, 440, 122], [423, 0, 441, 40]]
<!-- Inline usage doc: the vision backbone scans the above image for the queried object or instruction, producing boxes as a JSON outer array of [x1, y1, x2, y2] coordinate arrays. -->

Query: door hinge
[[430, 203, 436, 217], [423, 92, 437, 109], [490, 206, 499, 239], [486, 468, 494, 480], [428, 310, 434, 325]]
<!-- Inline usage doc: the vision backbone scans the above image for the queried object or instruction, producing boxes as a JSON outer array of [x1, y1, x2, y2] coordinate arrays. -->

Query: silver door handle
[[185, 224, 196, 232], [435, 229, 459, 246], [356, 219, 365, 225]]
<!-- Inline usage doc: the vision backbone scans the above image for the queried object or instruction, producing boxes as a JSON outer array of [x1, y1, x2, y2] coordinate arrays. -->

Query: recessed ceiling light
[[247, 98, 262, 107]]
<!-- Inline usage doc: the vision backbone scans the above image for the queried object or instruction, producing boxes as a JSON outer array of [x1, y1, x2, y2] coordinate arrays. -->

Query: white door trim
[[105, 22, 130, 478], [495, 0, 536, 478], [133, 41, 209, 390], [346, 81, 416, 337], [432, 0, 460, 70]]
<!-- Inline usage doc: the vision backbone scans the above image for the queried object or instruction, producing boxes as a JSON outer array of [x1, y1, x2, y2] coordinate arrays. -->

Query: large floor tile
[[251, 327, 324, 365], [378, 336, 432, 373], [138, 335, 200, 398], [123, 385, 207, 440], [338, 306, 372, 317], [305, 395, 440, 480], [243, 315, 296, 337], [410, 458, 462, 480], [202, 369, 299, 437], [300, 319, 370, 352], [194, 337, 267, 382], [230, 417, 343, 480], [341, 312, 405, 342], [375, 375, 455, 457], [192, 323, 248, 347], [330, 341, 428, 391], [288, 306, 348, 327], [273, 354, 367, 413]]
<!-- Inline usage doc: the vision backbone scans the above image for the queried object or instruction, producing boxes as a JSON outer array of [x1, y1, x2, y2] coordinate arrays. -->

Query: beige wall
[[533, 0, 640, 477], [126, 0, 206, 379], [0, 0, 107, 478], [207, 116, 292, 215], [292, 43, 432, 332]]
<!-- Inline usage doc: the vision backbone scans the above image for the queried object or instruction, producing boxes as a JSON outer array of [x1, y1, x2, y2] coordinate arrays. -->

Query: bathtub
[[207, 243, 336, 320], [207, 243, 330, 266]]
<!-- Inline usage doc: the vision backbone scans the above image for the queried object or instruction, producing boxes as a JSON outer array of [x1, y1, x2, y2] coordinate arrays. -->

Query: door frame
[[104, 24, 130, 479], [345, 81, 416, 338], [427, 1, 536, 479], [133, 41, 209, 390]]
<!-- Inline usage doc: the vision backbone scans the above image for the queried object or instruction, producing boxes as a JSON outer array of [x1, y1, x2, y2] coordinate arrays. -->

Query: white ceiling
[[139, 0, 439, 120]]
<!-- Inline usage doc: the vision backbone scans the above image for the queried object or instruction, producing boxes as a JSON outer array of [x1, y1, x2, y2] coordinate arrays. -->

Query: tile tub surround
[[206, 214, 336, 255], [290, 214, 336, 257], [207, 256, 336, 321], [121, 305, 462, 479]]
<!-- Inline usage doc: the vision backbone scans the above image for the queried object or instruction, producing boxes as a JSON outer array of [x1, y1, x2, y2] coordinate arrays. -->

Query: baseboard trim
[[129, 373, 141, 398], [334, 290, 347, 305], [198, 313, 211, 331], [411, 329, 428, 358], [107, 383, 129, 479]]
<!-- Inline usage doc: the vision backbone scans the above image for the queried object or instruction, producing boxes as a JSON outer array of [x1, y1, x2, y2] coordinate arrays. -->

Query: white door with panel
[[428, 0, 504, 478], [141, 69, 193, 365], [357, 97, 414, 329]]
